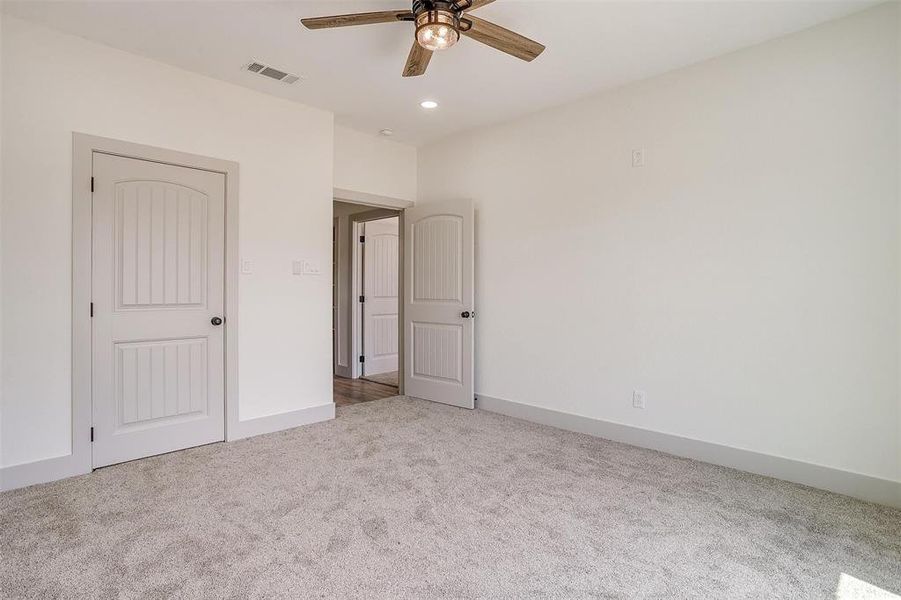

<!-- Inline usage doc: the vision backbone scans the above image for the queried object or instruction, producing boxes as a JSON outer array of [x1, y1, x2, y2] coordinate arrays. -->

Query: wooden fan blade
[[461, 15, 545, 62], [403, 42, 433, 77], [465, 0, 497, 11], [301, 10, 412, 30]]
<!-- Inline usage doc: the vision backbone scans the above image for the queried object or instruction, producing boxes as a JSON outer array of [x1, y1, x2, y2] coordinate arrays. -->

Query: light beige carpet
[[1, 397, 899, 599], [362, 370, 398, 387]]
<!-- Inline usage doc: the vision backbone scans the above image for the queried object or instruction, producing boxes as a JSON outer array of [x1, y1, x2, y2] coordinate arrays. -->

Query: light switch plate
[[303, 260, 321, 275], [241, 259, 253, 274], [292, 260, 304, 275]]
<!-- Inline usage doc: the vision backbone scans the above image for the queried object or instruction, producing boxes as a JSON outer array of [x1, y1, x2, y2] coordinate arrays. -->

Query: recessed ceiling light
[[420, 100, 438, 109], [379, 128, 394, 137]]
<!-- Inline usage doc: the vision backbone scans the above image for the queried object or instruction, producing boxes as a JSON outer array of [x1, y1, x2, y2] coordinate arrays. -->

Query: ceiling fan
[[300, 0, 545, 77]]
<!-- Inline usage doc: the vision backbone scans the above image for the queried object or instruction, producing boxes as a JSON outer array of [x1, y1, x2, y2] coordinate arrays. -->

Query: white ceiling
[[2, 0, 878, 146]]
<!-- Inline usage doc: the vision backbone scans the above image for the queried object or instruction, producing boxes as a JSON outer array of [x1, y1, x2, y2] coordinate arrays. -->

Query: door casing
[[73, 133, 239, 472]]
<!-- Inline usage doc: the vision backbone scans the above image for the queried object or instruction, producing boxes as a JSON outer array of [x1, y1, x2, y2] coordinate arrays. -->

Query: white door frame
[[73, 133, 240, 473]]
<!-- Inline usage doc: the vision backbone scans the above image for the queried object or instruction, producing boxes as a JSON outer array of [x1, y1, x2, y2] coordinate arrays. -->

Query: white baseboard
[[476, 394, 901, 509], [228, 402, 335, 441], [1, 403, 336, 493], [0, 453, 90, 493]]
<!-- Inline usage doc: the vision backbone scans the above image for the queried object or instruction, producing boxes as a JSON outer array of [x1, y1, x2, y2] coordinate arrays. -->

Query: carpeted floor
[[1, 397, 899, 599]]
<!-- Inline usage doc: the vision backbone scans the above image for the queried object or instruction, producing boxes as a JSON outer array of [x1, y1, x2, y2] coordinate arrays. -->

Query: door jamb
[[73, 133, 240, 474]]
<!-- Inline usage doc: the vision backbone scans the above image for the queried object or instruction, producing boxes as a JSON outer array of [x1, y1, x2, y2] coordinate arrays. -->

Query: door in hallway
[[362, 217, 399, 376]]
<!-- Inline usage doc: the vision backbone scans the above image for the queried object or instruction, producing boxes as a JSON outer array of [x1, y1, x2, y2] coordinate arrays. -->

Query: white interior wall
[[334, 126, 417, 202], [418, 4, 900, 483], [0, 16, 336, 468]]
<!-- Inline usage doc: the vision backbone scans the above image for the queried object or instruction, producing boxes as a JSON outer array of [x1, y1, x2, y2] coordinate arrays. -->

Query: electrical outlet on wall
[[632, 390, 647, 409], [632, 148, 646, 168]]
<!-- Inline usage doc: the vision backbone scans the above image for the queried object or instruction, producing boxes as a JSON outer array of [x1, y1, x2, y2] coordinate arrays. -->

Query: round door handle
[[211, 316, 223, 326], [461, 311, 472, 319]]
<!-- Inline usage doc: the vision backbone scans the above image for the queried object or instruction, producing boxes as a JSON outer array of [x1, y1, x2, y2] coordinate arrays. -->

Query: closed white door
[[404, 200, 474, 409], [92, 153, 226, 468], [363, 217, 399, 376]]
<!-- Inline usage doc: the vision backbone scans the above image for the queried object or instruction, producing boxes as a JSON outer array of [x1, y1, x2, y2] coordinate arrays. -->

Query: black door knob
[[211, 316, 223, 326], [461, 311, 471, 319]]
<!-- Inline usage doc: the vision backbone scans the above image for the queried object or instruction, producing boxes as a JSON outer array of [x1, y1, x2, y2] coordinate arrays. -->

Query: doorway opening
[[333, 200, 402, 407], [331, 194, 475, 412]]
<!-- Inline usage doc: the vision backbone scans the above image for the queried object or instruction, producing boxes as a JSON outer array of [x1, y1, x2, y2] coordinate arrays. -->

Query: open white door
[[403, 199, 474, 409]]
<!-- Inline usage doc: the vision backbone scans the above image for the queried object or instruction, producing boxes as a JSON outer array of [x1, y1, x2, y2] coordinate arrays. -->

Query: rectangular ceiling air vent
[[244, 61, 302, 85]]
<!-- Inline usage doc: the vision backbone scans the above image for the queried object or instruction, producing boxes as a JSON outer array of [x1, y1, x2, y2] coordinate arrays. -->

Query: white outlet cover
[[632, 148, 646, 167], [632, 390, 647, 409]]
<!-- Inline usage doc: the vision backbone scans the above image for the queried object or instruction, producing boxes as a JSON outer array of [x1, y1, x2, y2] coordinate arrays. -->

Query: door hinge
[[90, 427, 94, 442], [90, 302, 94, 317], [359, 355, 365, 363], [90, 177, 94, 193], [359, 295, 365, 303], [359, 235, 365, 243]]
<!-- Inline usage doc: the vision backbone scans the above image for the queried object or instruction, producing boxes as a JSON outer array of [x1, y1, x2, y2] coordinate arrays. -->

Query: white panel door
[[404, 200, 474, 409], [92, 153, 226, 468], [363, 217, 399, 376]]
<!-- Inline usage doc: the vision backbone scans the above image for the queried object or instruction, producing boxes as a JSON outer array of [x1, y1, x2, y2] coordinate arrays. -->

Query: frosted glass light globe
[[415, 10, 459, 51]]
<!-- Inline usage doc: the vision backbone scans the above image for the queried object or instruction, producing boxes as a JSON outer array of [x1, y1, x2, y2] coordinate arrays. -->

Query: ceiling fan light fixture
[[415, 9, 459, 52], [301, 0, 546, 78]]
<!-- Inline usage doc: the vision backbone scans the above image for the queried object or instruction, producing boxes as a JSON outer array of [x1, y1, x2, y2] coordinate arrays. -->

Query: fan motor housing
[[412, 1, 463, 17]]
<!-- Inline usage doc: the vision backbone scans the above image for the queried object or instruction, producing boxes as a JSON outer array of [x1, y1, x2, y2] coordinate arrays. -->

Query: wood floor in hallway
[[333, 375, 399, 407]]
